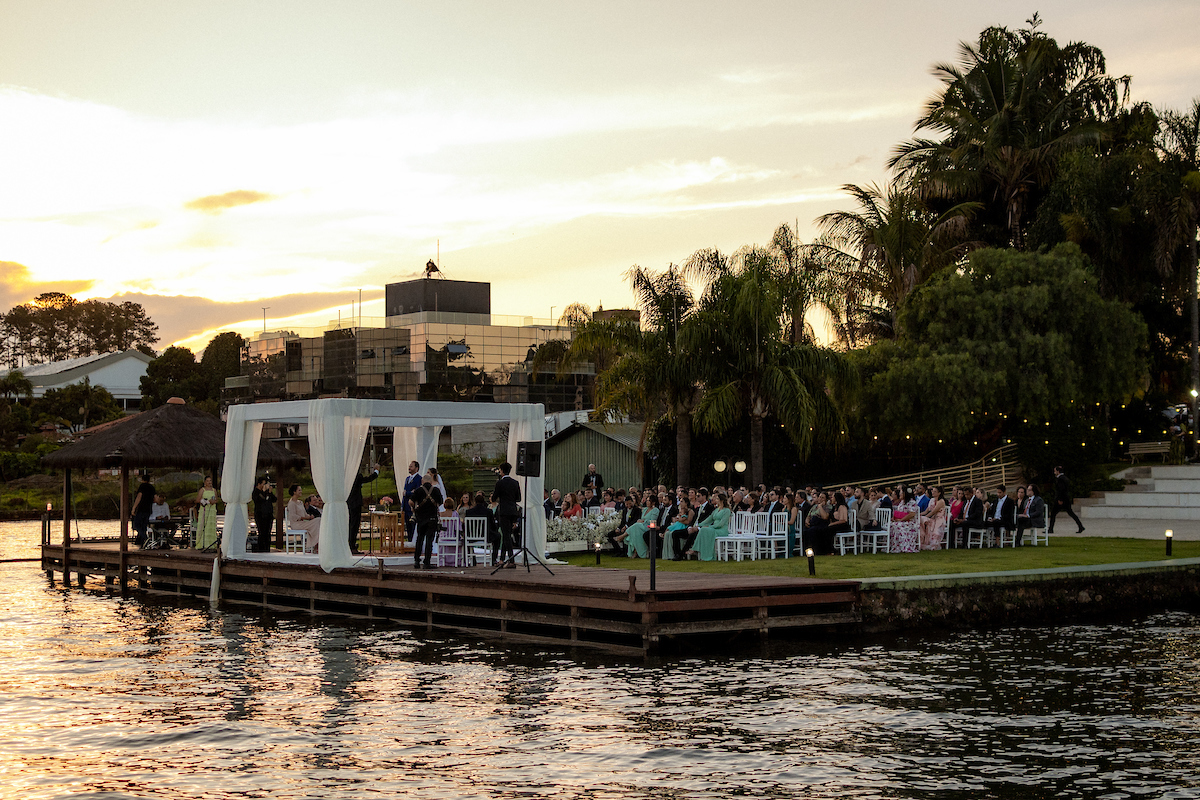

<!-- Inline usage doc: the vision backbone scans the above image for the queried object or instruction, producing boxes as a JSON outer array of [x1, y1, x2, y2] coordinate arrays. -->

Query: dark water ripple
[[2, 522, 1199, 799]]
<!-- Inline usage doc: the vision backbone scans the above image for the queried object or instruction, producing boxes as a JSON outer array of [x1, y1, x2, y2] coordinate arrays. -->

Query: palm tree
[[890, 16, 1128, 249], [1151, 98, 1200, 438], [683, 249, 853, 486], [810, 181, 978, 340], [562, 265, 702, 486], [0, 369, 33, 402]]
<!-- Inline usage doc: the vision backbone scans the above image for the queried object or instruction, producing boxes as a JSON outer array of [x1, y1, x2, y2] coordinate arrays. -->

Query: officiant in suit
[[492, 462, 522, 568]]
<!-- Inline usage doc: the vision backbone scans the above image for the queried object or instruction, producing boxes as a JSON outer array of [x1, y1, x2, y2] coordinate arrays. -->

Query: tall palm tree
[[1151, 98, 1200, 437], [683, 250, 852, 486], [0, 369, 33, 402], [564, 265, 702, 486], [890, 16, 1128, 249], [810, 181, 978, 340]]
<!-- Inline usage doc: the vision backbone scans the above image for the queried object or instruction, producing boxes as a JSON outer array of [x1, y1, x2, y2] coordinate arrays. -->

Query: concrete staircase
[[1079, 465, 1200, 521]]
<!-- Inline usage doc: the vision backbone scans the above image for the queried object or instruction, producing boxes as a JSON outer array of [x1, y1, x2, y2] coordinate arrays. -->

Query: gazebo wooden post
[[62, 468, 72, 586], [119, 465, 130, 591]]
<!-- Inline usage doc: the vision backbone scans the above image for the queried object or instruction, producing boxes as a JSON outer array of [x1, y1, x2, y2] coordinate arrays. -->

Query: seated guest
[[285, 484, 321, 553], [544, 488, 562, 519], [305, 494, 324, 517], [1015, 484, 1045, 547], [854, 487, 875, 530], [986, 484, 1016, 542], [624, 493, 660, 558], [876, 486, 893, 510], [464, 492, 500, 555], [694, 488, 714, 525], [148, 493, 175, 546], [439, 496, 459, 520], [806, 491, 831, 530], [919, 486, 947, 549], [949, 487, 985, 548], [600, 489, 618, 512], [915, 484, 930, 512], [560, 492, 584, 519], [581, 487, 602, 509], [608, 495, 642, 555], [823, 492, 852, 547], [693, 492, 733, 561], [663, 497, 694, 558]]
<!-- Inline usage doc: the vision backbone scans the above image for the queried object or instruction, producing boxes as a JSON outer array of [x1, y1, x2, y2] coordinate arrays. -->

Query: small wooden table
[[371, 511, 409, 554]]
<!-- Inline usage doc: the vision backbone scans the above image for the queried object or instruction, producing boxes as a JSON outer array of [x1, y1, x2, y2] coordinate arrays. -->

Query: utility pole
[[261, 307, 269, 332]]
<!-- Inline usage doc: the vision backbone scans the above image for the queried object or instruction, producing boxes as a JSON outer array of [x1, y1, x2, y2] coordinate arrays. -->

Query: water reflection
[[1, 521, 1198, 799]]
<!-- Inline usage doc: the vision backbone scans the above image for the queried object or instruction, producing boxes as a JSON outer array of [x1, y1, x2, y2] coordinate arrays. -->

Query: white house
[[3, 349, 153, 409]]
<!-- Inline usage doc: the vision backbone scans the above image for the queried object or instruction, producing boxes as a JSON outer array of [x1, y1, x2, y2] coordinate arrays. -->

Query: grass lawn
[[558, 537, 1200, 580]]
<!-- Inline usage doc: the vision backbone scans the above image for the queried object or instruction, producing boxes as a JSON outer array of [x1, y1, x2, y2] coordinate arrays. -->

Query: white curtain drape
[[309, 399, 371, 572], [507, 404, 546, 559], [392, 425, 441, 499], [219, 414, 263, 560]]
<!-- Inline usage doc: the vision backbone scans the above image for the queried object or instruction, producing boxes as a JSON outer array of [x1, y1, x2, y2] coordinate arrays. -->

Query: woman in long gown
[[285, 483, 321, 553], [625, 492, 660, 559], [785, 493, 801, 557], [693, 492, 732, 561], [919, 485, 948, 549], [662, 498, 693, 560], [194, 475, 220, 550], [890, 488, 921, 553]]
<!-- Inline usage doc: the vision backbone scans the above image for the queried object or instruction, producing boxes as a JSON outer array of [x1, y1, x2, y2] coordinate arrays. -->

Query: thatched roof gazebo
[[42, 399, 305, 579]]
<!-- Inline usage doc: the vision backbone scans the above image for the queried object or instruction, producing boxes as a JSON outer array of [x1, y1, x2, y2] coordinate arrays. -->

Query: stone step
[[1149, 465, 1200, 479], [1149, 479, 1200, 493], [1089, 492, 1200, 508], [1080, 505, 1200, 521]]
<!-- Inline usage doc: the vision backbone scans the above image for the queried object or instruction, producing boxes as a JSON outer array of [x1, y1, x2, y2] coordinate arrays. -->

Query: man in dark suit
[[694, 488, 714, 525], [985, 484, 1016, 542], [491, 462, 522, 568], [543, 488, 561, 519], [410, 476, 442, 569], [463, 491, 499, 560], [1050, 466, 1085, 534], [401, 460, 423, 537], [346, 463, 379, 554], [608, 495, 641, 555], [1015, 483, 1046, 546], [581, 464, 604, 492], [949, 487, 985, 548], [763, 488, 786, 519]]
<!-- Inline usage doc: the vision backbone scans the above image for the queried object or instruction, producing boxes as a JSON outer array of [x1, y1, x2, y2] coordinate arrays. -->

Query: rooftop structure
[[1, 349, 152, 408]]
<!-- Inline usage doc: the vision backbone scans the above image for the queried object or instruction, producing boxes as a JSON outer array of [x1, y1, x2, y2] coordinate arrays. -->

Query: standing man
[[346, 462, 379, 555], [401, 461, 422, 537], [581, 463, 604, 492], [1050, 466, 1085, 534], [131, 472, 155, 548], [411, 475, 443, 569], [492, 461, 522, 568], [251, 476, 276, 553]]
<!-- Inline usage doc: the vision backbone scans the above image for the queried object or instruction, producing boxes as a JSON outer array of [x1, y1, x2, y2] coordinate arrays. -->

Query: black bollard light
[[594, 542, 602, 565], [1166, 529, 1173, 557], [806, 547, 816, 576]]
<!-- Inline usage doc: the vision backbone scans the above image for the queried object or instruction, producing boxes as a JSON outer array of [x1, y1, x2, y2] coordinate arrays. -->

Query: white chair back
[[439, 517, 462, 540], [735, 511, 752, 535], [586, 506, 603, 518], [752, 512, 770, 536], [770, 511, 789, 535], [875, 507, 893, 528], [463, 516, 489, 546]]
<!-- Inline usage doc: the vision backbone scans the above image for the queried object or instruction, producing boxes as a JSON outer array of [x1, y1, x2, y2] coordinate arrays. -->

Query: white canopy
[[221, 398, 545, 572]]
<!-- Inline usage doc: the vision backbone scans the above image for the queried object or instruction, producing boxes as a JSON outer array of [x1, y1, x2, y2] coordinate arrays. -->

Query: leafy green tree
[[140, 346, 205, 408], [890, 15, 1129, 249], [32, 379, 123, 430], [854, 244, 1147, 440], [199, 331, 247, 401], [1, 294, 159, 366]]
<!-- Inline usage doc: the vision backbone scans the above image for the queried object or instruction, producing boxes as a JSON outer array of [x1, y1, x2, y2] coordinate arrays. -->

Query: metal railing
[[830, 443, 1021, 491]]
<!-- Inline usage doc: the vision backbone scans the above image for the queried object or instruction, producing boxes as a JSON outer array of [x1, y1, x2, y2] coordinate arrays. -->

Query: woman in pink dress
[[890, 488, 921, 553], [919, 485, 947, 549]]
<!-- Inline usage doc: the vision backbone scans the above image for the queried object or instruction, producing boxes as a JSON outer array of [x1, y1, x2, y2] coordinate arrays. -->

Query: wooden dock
[[40, 542, 860, 653]]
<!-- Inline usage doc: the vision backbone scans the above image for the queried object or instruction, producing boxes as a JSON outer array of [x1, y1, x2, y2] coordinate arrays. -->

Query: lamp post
[[806, 547, 816, 576], [1166, 529, 1173, 557], [713, 458, 747, 488]]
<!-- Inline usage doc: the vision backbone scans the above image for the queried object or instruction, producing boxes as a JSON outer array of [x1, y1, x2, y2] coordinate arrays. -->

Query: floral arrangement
[[379, 496, 393, 508], [545, 511, 620, 545]]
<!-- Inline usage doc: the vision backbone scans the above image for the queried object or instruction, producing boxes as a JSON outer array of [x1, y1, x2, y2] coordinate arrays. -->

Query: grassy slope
[[560, 538, 1200, 580]]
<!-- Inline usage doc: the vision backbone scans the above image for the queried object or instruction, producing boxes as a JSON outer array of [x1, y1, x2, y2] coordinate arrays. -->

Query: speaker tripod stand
[[490, 471, 554, 575]]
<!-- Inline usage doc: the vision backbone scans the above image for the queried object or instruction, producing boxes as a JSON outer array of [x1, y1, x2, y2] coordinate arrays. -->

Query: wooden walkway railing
[[830, 443, 1021, 491]]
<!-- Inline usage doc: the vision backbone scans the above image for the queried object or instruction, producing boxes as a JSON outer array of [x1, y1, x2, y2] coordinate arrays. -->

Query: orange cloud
[[183, 189, 275, 214], [0, 261, 93, 310]]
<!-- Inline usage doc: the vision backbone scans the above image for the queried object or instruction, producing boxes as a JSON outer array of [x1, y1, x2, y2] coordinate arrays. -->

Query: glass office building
[[225, 278, 595, 413]]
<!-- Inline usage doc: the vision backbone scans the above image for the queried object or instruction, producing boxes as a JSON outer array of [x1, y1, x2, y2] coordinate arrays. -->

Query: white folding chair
[[770, 511, 790, 558], [863, 507, 891, 554], [834, 513, 858, 556], [966, 523, 992, 548], [1032, 518, 1050, 546], [751, 511, 773, 559], [284, 529, 307, 553], [586, 506, 603, 518], [436, 517, 465, 567], [464, 516, 491, 565]]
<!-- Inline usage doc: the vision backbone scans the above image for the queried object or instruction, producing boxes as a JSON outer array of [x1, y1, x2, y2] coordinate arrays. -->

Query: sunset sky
[[2, 1, 1198, 353]]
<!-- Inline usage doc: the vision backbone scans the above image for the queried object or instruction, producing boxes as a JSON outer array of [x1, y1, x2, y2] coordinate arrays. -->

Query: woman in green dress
[[692, 492, 732, 561], [194, 475, 220, 551], [624, 492, 660, 559]]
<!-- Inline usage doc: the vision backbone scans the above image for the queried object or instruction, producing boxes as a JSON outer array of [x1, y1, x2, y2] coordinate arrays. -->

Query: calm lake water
[[3, 520, 1199, 799]]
